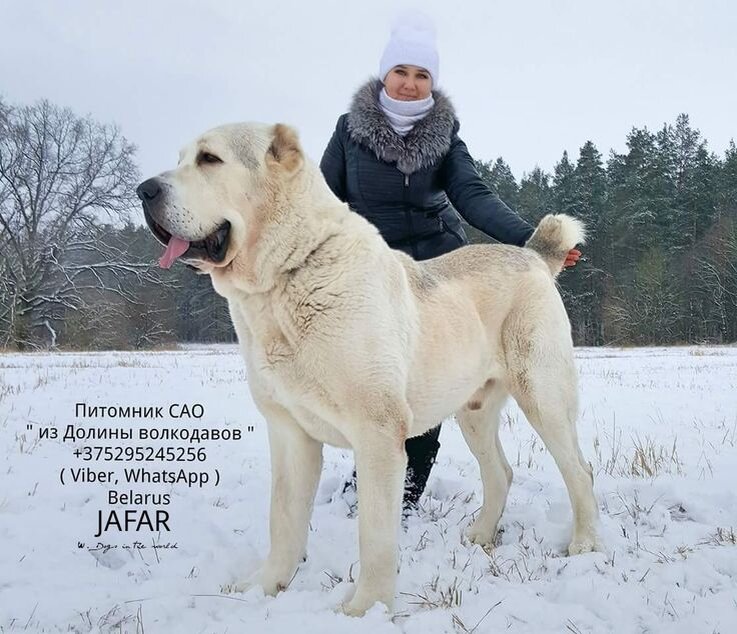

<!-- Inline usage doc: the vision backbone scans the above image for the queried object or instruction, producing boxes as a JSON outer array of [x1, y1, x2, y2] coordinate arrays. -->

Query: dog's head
[[137, 123, 303, 273]]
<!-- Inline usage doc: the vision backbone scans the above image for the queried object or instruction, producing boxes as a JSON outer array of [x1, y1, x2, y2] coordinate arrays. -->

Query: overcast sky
[[1, 0, 735, 183]]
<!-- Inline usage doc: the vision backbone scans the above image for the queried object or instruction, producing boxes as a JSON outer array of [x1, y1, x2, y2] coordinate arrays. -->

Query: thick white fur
[[525, 214, 586, 276], [148, 123, 599, 616]]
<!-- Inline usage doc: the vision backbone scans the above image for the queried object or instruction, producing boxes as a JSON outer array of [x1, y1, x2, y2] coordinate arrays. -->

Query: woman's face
[[383, 65, 432, 101]]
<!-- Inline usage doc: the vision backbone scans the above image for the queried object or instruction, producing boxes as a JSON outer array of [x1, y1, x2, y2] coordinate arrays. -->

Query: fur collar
[[346, 78, 458, 174]]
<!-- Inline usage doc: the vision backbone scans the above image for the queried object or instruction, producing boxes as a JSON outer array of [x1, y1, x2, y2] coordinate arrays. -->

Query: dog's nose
[[136, 178, 161, 202]]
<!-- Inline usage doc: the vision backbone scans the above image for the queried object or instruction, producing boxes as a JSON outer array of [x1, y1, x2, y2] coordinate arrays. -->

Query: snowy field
[[1, 345, 736, 633]]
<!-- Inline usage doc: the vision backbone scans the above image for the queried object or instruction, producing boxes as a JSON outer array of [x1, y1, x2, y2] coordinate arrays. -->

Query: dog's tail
[[525, 214, 586, 277]]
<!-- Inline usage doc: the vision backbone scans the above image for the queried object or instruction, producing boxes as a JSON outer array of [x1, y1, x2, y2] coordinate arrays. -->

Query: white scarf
[[378, 88, 435, 136]]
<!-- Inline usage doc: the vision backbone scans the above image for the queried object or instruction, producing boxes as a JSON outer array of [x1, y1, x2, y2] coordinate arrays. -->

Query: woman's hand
[[564, 249, 582, 268]]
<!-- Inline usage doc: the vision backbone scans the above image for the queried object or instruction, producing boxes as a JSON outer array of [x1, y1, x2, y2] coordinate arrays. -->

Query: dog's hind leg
[[457, 378, 512, 549], [506, 327, 598, 555], [341, 396, 410, 616], [233, 399, 323, 596]]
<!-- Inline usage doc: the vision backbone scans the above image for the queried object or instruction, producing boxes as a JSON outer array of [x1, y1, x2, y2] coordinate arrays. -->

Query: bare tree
[[0, 98, 160, 349], [691, 217, 737, 342]]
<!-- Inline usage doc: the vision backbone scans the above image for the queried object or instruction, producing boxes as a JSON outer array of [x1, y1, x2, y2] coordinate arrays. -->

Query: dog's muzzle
[[136, 177, 231, 265]]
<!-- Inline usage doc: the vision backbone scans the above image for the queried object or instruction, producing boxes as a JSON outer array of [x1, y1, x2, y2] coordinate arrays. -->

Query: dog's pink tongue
[[158, 237, 190, 269]]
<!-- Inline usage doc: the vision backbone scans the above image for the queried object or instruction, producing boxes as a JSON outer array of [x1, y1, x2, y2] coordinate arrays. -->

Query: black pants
[[348, 424, 441, 509], [403, 424, 442, 507]]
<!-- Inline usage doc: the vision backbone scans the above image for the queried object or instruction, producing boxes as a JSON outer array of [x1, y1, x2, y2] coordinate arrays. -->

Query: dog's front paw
[[466, 527, 491, 548], [339, 596, 382, 617], [339, 586, 391, 617], [465, 518, 498, 550], [340, 600, 368, 617], [567, 540, 597, 556], [222, 563, 294, 597], [258, 565, 293, 596], [567, 535, 599, 555], [220, 579, 253, 594]]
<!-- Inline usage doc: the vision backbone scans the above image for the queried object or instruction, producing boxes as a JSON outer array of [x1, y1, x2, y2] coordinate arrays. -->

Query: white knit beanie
[[379, 13, 439, 85]]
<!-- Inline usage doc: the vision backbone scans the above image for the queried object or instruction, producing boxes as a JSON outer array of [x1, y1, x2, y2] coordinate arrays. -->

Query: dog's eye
[[198, 152, 223, 165]]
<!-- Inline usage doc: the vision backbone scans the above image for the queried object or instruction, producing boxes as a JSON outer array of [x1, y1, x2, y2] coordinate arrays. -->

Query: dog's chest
[[246, 318, 298, 381], [241, 322, 348, 445], [234, 296, 316, 399]]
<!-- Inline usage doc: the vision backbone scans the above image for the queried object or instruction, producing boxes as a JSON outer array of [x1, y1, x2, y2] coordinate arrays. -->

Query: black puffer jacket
[[320, 79, 534, 261]]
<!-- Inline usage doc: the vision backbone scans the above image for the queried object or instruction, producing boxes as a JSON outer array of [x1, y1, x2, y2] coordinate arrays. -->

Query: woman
[[320, 19, 580, 511]]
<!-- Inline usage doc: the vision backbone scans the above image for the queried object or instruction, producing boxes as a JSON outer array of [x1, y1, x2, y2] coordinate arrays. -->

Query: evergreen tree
[[489, 158, 520, 209], [606, 127, 665, 259], [718, 140, 737, 217], [572, 141, 607, 238], [518, 167, 553, 225], [567, 142, 608, 344], [552, 151, 577, 217], [475, 157, 519, 208], [670, 114, 720, 248]]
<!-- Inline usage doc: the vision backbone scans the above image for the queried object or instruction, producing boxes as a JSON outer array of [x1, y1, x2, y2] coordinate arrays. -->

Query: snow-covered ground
[[1, 346, 736, 633]]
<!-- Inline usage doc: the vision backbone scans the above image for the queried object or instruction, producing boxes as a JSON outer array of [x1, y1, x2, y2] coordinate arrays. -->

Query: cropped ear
[[266, 123, 303, 175]]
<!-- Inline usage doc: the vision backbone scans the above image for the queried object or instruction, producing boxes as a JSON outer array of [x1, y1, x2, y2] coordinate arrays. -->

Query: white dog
[[138, 123, 599, 616]]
